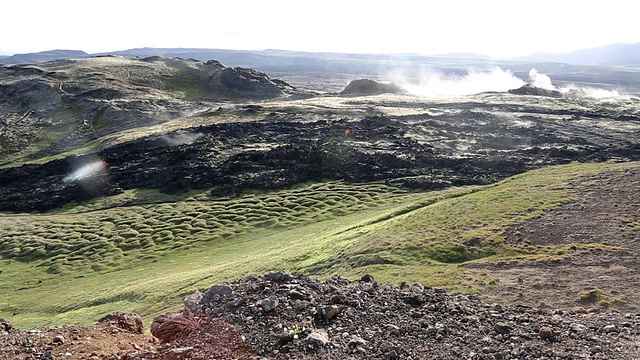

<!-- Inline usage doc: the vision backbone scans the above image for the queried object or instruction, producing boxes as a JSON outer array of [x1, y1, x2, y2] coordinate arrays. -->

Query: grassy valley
[[2, 161, 635, 329], [1, 55, 640, 337]]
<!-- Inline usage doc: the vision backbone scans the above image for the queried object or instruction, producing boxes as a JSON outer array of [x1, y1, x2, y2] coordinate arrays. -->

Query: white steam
[[528, 69, 555, 90], [561, 84, 623, 99], [160, 132, 204, 146], [397, 66, 628, 99], [528, 68, 625, 99], [398, 67, 525, 96]]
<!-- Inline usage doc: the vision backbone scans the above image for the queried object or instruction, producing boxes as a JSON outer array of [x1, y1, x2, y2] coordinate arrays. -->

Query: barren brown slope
[[468, 165, 640, 311]]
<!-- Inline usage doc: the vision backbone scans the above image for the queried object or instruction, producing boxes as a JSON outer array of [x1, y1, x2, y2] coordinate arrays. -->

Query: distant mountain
[[432, 52, 491, 60], [514, 43, 640, 66], [0, 49, 88, 64], [599, 43, 640, 66]]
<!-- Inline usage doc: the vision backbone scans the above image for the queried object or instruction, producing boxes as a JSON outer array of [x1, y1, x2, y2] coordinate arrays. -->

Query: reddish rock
[[151, 311, 200, 343]]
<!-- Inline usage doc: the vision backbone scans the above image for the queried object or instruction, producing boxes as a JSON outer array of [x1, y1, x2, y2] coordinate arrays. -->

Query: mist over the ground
[[392, 66, 630, 99], [527, 68, 624, 99], [393, 67, 525, 96]]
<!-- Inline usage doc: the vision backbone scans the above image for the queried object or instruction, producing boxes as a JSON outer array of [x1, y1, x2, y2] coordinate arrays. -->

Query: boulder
[[261, 295, 279, 312], [0, 318, 11, 332], [97, 311, 144, 334], [151, 311, 200, 343]]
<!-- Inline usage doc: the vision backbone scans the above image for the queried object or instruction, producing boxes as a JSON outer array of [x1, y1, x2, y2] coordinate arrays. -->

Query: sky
[[2, 0, 638, 58]]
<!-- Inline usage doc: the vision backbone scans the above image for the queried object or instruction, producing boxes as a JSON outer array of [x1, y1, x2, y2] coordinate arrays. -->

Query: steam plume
[[160, 132, 204, 146], [528, 69, 555, 90], [529, 68, 625, 99], [396, 67, 525, 96]]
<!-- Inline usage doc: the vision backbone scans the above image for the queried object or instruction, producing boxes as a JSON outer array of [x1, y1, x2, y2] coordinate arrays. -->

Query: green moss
[[0, 162, 637, 329]]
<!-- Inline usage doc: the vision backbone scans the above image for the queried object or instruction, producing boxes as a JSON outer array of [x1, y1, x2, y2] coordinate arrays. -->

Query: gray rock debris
[[189, 271, 640, 359]]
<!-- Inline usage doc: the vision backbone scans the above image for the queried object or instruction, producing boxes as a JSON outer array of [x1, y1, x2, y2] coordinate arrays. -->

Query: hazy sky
[[2, 0, 638, 58]]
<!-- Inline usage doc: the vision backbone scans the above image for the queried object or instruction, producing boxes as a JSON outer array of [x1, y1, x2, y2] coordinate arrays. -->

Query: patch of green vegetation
[[621, 218, 640, 229], [333, 162, 632, 269], [577, 288, 626, 309], [0, 181, 413, 274], [0, 161, 636, 329]]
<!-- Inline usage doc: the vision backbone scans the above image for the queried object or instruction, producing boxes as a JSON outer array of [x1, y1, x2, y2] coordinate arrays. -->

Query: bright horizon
[[2, 0, 638, 58]]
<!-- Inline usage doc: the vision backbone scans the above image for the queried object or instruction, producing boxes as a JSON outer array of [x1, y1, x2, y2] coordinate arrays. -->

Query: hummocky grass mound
[[0, 161, 637, 329]]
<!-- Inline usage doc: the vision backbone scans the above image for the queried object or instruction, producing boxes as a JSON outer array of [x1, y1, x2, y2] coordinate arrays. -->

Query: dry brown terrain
[[468, 165, 640, 312]]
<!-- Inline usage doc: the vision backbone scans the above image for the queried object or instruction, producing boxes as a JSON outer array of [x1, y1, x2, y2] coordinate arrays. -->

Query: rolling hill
[[0, 53, 639, 353]]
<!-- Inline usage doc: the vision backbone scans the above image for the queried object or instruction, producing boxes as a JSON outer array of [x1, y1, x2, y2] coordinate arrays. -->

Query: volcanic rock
[[185, 271, 640, 359], [211, 67, 295, 99], [538, 326, 555, 340], [508, 84, 562, 97], [340, 79, 407, 96], [97, 311, 144, 334], [0, 318, 11, 332], [305, 329, 329, 347], [0, 55, 299, 163], [150, 311, 200, 343], [52, 335, 65, 344], [261, 295, 279, 312]]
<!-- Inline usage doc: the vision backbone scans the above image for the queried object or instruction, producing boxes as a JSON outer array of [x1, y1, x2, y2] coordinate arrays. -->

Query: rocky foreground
[[2, 271, 638, 359]]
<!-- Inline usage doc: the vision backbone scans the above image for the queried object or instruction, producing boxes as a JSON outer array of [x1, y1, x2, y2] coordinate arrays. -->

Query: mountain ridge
[[2, 43, 640, 67]]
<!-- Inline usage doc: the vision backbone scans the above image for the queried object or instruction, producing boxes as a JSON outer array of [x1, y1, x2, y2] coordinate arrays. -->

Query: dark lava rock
[[0, 318, 11, 332], [508, 84, 562, 97], [340, 79, 408, 96], [360, 273, 375, 283], [261, 295, 279, 312], [180, 271, 640, 359], [0, 56, 300, 162], [211, 66, 295, 99]]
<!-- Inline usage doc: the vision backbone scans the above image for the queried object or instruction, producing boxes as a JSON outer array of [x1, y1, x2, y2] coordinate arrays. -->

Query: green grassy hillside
[[0, 161, 634, 329]]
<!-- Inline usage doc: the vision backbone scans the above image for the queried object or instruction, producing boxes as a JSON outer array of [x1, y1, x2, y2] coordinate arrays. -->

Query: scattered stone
[[52, 335, 64, 344], [164, 346, 194, 360], [319, 305, 340, 322], [261, 295, 279, 312], [207, 284, 233, 297], [494, 322, 513, 334], [360, 274, 375, 283], [7, 271, 640, 359], [539, 326, 555, 340], [602, 324, 617, 333], [265, 271, 294, 282], [571, 323, 587, 333], [288, 289, 307, 300], [184, 291, 204, 310], [305, 330, 329, 347], [0, 318, 11, 332]]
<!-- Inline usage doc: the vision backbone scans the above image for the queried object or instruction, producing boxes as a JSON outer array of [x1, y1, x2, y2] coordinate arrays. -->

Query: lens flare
[[62, 159, 107, 184]]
